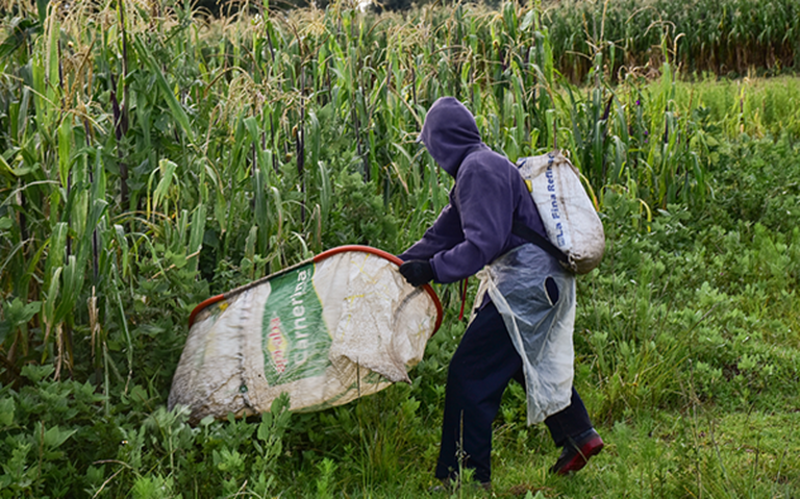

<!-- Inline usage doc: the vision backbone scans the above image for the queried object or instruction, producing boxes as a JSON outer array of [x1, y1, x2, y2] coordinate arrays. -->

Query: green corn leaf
[[74, 199, 107, 270], [44, 15, 59, 127], [91, 149, 107, 201], [0, 153, 13, 176], [245, 225, 258, 263], [188, 204, 206, 273], [316, 160, 332, 223], [133, 36, 195, 143], [244, 116, 259, 143], [42, 266, 62, 335], [521, 9, 536, 33], [113, 224, 130, 279], [55, 255, 81, 322], [151, 159, 177, 216], [189, 204, 206, 255], [253, 167, 269, 255], [270, 186, 284, 240], [36, 0, 48, 24], [177, 209, 189, 249], [57, 118, 74, 189], [45, 222, 68, 279]]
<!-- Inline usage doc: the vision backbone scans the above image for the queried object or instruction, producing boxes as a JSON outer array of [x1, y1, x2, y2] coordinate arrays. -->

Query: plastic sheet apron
[[474, 243, 576, 425]]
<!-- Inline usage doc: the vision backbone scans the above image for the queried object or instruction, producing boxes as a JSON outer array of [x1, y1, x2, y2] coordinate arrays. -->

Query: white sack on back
[[517, 151, 605, 274]]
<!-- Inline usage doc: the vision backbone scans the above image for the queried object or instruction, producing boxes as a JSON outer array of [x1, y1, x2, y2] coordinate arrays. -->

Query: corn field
[[544, 0, 800, 81], [2, 1, 800, 497], [0, 0, 798, 383]]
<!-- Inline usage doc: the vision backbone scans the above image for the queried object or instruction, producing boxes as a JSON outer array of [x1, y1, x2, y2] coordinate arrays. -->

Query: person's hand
[[399, 260, 434, 287]]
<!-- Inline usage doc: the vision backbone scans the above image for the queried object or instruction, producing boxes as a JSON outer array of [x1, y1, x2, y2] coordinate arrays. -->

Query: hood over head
[[417, 97, 483, 177]]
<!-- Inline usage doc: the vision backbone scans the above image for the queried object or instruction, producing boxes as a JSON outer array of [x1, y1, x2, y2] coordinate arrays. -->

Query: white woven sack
[[516, 151, 605, 274], [168, 246, 442, 424]]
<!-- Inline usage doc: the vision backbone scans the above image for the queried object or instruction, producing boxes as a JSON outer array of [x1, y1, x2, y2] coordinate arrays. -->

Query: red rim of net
[[187, 245, 444, 335]]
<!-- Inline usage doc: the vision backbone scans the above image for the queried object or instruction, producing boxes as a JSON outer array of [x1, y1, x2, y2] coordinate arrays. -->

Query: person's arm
[[398, 199, 464, 262], [429, 163, 513, 283]]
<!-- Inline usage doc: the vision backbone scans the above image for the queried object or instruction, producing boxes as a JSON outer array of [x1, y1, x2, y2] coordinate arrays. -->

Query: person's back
[[399, 97, 546, 282]]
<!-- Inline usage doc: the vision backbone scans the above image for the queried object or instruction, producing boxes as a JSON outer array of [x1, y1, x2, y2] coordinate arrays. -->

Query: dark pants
[[435, 302, 592, 484]]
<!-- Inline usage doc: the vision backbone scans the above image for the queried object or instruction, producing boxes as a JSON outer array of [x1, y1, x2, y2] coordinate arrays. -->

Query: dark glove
[[399, 260, 434, 287]]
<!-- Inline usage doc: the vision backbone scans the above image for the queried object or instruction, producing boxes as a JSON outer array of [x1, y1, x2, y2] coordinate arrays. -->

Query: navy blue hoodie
[[399, 97, 547, 283]]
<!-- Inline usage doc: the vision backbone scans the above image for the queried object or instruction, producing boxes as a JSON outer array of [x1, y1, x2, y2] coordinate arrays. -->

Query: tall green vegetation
[[0, 0, 799, 496], [543, 0, 800, 82], [7, 0, 791, 382]]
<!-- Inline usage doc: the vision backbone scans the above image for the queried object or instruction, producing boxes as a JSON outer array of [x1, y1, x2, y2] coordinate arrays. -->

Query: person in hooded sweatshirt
[[397, 97, 604, 489]]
